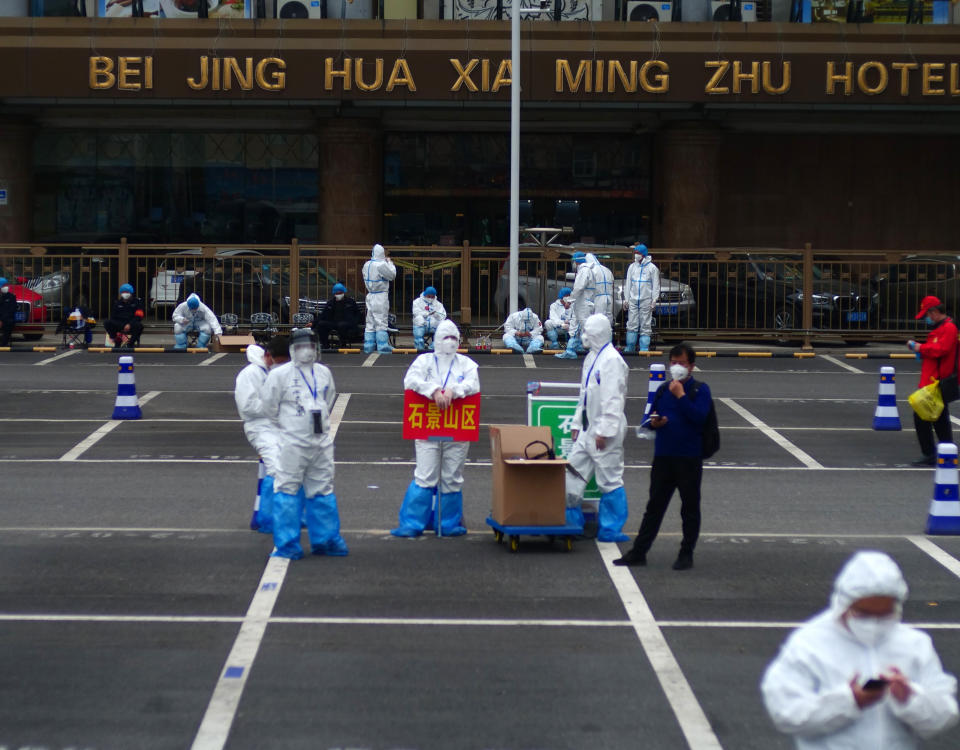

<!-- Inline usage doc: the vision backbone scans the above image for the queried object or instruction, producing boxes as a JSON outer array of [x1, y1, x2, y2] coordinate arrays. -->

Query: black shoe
[[911, 455, 936, 466], [613, 549, 647, 567], [672, 554, 693, 571]]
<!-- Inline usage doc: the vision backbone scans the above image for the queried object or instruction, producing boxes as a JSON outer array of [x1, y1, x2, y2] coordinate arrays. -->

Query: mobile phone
[[862, 677, 889, 691]]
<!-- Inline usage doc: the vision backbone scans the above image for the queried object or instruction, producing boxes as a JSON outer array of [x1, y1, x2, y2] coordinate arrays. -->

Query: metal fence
[[1, 241, 956, 345]]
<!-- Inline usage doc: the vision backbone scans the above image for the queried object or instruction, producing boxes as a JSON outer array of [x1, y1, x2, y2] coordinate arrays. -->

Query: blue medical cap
[[423, 286, 437, 297], [332, 283, 347, 294], [0, 278, 8, 287], [558, 287, 572, 299], [634, 243, 648, 256], [187, 296, 200, 310], [572, 251, 586, 263], [119, 283, 134, 294]]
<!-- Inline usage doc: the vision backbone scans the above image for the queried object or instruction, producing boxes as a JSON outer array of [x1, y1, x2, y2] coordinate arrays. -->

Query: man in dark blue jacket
[[0, 277, 17, 346], [615, 342, 712, 571]]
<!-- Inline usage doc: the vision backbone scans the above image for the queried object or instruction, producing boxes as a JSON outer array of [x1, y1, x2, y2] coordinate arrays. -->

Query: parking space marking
[[58, 391, 161, 461], [598, 541, 723, 750], [361, 353, 379, 367], [820, 355, 865, 374], [907, 536, 960, 580], [34, 348, 83, 366], [523, 354, 536, 368], [198, 353, 228, 366], [720, 398, 824, 469], [191, 555, 290, 750]]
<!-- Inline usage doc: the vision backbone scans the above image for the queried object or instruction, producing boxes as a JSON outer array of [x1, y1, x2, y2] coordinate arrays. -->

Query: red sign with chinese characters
[[402, 390, 481, 442]]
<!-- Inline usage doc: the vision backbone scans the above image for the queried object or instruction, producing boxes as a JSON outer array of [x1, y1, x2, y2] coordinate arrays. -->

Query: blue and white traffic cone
[[643, 364, 666, 422], [926, 442, 960, 535], [872, 366, 902, 431], [111, 355, 141, 420]]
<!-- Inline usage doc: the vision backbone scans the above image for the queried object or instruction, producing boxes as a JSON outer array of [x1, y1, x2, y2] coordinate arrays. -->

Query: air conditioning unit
[[277, 0, 325, 17], [625, 0, 672, 21], [711, 0, 757, 20]]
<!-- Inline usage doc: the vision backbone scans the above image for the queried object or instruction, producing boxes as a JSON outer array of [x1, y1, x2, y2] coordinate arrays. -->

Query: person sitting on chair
[[412, 286, 447, 352], [503, 307, 545, 354], [314, 283, 361, 349], [104, 284, 145, 348], [172, 292, 222, 350], [0, 278, 17, 347]]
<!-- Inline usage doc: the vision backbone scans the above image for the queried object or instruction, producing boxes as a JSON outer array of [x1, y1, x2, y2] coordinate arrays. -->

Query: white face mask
[[424, 297, 435, 304], [293, 346, 316, 366], [437, 336, 459, 355], [846, 612, 900, 647], [334, 294, 344, 301], [120, 292, 131, 300], [0, 286, 8, 294], [635, 255, 643, 263], [670, 363, 689, 381]]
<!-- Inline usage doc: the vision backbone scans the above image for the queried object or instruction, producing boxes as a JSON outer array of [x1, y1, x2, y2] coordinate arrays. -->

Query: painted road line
[[523, 353, 536, 368], [361, 353, 379, 367], [198, 353, 228, 366], [58, 391, 161, 461], [720, 397, 824, 469], [190, 556, 289, 750], [820, 354, 865, 374], [598, 540, 723, 750], [328, 393, 350, 440], [907, 536, 960, 579], [34, 348, 83, 366]]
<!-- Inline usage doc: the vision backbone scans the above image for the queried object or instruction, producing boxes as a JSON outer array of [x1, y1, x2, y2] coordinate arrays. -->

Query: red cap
[[916, 295, 943, 319]]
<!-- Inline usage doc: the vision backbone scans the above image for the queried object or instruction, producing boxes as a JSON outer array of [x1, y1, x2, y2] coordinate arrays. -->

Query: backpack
[[652, 380, 720, 459]]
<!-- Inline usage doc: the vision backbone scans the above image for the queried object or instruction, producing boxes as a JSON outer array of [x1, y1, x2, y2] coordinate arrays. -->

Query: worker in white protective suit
[[761, 550, 958, 750], [392, 319, 480, 538], [624, 244, 661, 353], [557, 251, 593, 359], [412, 286, 447, 352], [503, 307, 544, 354], [234, 337, 289, 534], [564, 313, 630, 542], [589, 253, 616, 328], [260, 328, 347, 559], [172, 293, 222, 349], [544, 287, 575, 349], [362, 243, 397, 354]]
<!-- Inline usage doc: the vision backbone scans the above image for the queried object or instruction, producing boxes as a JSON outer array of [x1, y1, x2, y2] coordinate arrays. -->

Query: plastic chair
[[250, 312, 279, 344], [220, 312, 239, 335], [387, 312, 399, 348], [291, 312, 314, 328], [60, 310, 94, 348]]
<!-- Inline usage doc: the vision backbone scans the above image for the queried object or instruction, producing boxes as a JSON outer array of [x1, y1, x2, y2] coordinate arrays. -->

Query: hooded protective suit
[[761, 551, 958, 750], [362, 243, 397, 353], [588, 254, 616, 327], [624, 246, 661, 352], [260, 340, 346, 559], [392, 319, 480, 538], [544, 290, 575, 348], [564, 314, 630, 541], [503, 308, 544, 354], [172, 293, 222, 349], [569, 253, 597, 329], [234, 344, 280, 533], [412, 289, 447, 351]]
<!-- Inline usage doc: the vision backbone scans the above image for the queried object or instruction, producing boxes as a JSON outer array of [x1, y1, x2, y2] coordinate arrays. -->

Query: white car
[[149, 249, 263, 308]]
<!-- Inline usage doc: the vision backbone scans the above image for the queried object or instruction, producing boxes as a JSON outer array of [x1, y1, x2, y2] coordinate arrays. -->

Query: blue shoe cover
[[439, 491, 467, 536], [527, 339, 543, 354], [555, 349, 578, 359], [376, 330, 393, 354], [638, 335, 651, 352], [198, 331, 211, 347], [624, 331, 638, 354], [272, 491, 305, 559], [597, 487, 630, 542], [305, 493, 345, 552], [174, 332, 188, 350], [249, 510, 260, 531], [312, 536, 349, 556], [256, 476, 275, 534], [363, 331, 376, 353], [391, 481, 434, 537]]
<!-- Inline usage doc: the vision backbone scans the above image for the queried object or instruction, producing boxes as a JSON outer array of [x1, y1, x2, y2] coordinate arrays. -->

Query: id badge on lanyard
[[300, 368, 328, 434]]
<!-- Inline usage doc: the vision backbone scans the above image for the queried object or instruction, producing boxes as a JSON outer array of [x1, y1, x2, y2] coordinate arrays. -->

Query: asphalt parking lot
[[0, 347, 958, 750]]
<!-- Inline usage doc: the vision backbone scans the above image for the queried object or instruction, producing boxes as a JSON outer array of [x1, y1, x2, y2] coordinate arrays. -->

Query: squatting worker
[[564, 313, 631, 542], [104, 284, 145, 348], [392, 319, 480, 538], [260, 328, 347, 559], [615, 342, 712, 571], [623, 243, 660, 354], [544, 287, 575, 350], [314, 283, 361, 350], [502, 307, 545, 354], [0, 278, 16, 347], [172, 292, 221, 350], [907, 295, 957, 466], [412, 286, 447, 352], [761, 550, 958, 749], [362, 243, 396, 354]]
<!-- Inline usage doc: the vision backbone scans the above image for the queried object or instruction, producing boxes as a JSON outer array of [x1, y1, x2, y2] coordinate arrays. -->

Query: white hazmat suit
[[761, 550, 958, 749], [362, 243, 397, 353], [589, 254, 616, 327], [544, 295, 575, 348], [172, 293, 222, 349], [412, 292, 447, 351], [392, 319, 480, 537], [564, 314, 630, 541], [503, 308, 544, 354], [624, 247, 660, 352]]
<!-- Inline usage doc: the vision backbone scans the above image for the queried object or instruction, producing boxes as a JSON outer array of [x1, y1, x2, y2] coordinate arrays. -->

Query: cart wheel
[[509, 535, 520, 553], [493, 529, 503, 543], [565, 536, 574, 552]]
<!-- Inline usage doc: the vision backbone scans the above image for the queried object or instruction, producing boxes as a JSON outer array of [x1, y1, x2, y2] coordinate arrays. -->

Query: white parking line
[[598, 541, 723, 750], [361, 353, 379, 367], [34, 348, 83, 366], [720, 397, 824, 469], [58, 391, 161, 461], [820, 354, 865, 374], [523, 354, 536, 368], [198, 353, 228, 366], [907, 536, 960, 579]]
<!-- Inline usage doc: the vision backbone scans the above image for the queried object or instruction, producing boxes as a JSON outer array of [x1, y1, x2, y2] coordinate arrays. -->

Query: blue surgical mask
[[925, 315, 935, 326]]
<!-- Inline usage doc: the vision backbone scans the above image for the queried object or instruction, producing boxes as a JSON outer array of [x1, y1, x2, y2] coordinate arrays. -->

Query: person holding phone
[[761, 550, 958, 749]]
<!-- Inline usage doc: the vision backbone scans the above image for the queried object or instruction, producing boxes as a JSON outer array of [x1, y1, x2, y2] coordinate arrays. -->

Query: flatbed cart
[[485, 516, 584, 553]]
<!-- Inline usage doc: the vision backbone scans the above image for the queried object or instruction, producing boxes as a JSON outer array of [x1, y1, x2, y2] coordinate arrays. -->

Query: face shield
[[290, 339, 317, 366]]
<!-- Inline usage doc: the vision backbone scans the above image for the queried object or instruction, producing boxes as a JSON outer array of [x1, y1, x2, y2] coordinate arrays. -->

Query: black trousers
[[104, 318, 143, 344], [630, 455, 703, 557], [314, 320, 358, 348], [0, 319, 13, 346], [914, 405, 953, 458]]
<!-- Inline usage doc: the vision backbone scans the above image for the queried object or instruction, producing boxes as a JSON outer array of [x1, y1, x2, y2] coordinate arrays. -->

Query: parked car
[[149, 249, 264, 309], [25, 255, 114, 320], [872, 255, 960, 329], [177, 257, 288, 324], [8, 280, 48, 341]]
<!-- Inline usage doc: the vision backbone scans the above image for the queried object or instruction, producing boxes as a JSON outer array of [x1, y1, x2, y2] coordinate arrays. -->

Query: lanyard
[[584, 342, 609, 390], [298, 367, 318, 402], [434, 354, 455, 392]]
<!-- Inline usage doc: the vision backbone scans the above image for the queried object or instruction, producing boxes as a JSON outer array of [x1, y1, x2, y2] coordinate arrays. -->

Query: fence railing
[[1, 241, 955, 345]]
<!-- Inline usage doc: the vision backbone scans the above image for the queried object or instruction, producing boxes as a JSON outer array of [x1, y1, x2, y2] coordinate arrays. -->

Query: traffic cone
[[643, 363, 666, 422], [872, 366, 902, 431], [926, 443, 960, 535], [111, 355, 142, 420]]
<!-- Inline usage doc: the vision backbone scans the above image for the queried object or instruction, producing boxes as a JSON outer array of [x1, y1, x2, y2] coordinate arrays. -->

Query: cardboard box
[[215, 335, 255, 353], [489, 424, 567, 527]]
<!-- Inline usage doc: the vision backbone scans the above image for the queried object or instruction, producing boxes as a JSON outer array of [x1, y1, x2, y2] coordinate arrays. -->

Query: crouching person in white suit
[[173, 293, 221, 349]]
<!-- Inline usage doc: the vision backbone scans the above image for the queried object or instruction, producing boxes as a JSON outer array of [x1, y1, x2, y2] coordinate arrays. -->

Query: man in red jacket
[[907, 295, 958, 465]]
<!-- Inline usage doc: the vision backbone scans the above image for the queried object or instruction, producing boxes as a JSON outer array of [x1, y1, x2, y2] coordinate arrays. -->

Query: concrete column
[[317, 118, 382, 245], [655, 123, 721, 248], [0, 119, 36, 244]]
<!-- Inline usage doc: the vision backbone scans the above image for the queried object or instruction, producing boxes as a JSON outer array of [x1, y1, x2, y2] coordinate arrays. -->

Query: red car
[[9, 278, 47, 341]]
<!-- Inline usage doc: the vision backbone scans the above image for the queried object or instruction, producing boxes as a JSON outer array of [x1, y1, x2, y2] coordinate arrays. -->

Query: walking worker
[[615, 342, 712, 570], [503, 307, 544, 354], [564, 313, 630, 542], [392, 319, 479, 538], [590, 253, 616, 327], [412, 286, 447, 352], [260, 328, 347, 559], [172, 292, 221, 350], [314, 283, 361, 349], [362, 243, 397, 354], [556, 251, 593, 359], [624, 243, 661, 353], [104, 283, 145, 348], [907, 295, 958, 466], [0, 278, 16, 347], [761, 550, 958, 750], [544, 287, 575, 349]]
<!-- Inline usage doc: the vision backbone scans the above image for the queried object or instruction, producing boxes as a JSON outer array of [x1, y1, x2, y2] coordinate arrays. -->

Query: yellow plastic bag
[[909, 380, 945, 422]]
